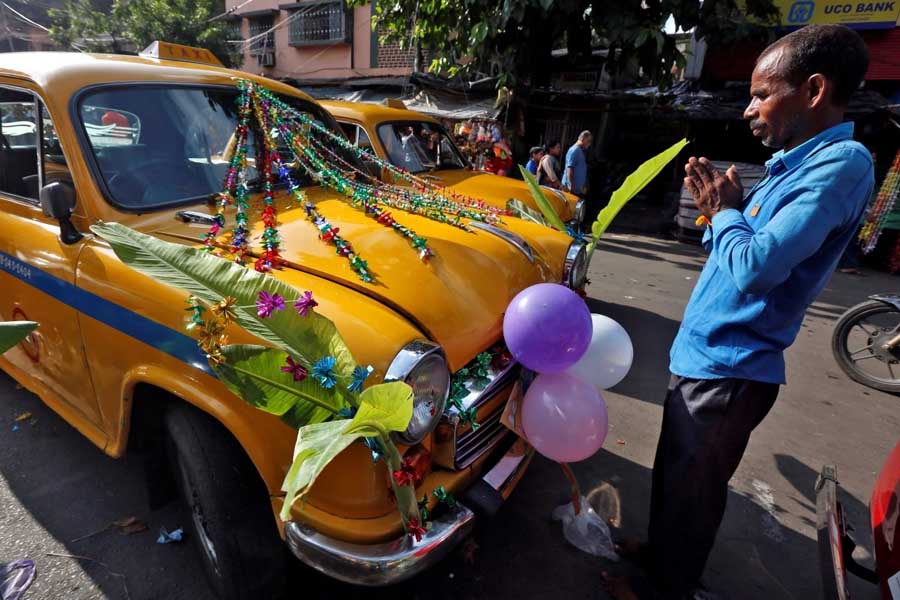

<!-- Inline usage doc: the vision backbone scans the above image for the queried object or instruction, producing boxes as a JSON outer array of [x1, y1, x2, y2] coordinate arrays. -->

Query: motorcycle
[[832, 294, 900, 394]]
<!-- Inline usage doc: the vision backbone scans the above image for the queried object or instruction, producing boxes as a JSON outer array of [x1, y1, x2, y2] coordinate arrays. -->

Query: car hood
[[429, 169, 579, 222], [150, 187, 570, 369]]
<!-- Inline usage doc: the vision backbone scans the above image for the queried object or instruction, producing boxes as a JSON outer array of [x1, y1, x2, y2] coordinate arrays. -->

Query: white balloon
[[565, 314, 633, 391]]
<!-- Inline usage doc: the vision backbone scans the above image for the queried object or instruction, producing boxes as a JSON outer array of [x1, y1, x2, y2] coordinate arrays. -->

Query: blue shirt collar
[[765, 121, 854, 175]]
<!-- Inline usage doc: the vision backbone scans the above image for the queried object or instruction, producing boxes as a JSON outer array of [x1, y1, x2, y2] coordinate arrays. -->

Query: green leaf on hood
[[518, 165, 567, 232], [213, 345, 347, 429], [90, 222, 357, 399], [279, 420, 358, 521], [0, 321, 37, 354], [344, 381, 414, 437]]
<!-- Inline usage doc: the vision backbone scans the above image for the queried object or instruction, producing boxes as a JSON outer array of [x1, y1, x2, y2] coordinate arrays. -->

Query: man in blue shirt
[[562, 130, 592, 196], [604, 24, 873, 600]]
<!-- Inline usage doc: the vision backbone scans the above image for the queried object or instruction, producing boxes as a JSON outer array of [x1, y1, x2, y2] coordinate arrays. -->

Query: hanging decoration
[[202, 80, 515, 283], [859, 150, 900, 254]]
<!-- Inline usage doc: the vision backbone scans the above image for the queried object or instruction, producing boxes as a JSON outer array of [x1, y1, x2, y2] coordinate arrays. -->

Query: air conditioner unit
[[258, 52, 275, 67]]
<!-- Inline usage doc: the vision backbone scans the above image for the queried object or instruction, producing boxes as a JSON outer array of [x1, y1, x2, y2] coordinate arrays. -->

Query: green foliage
[[49, 0, 241, 67], [588, 138, 689, 259], [214, 345, 348, 429], [90, 223, 358, 404], [0, 321, 38, 354], [280, 383, 414, 521], [352, 0, 778, 88], [506, 198, 552, 228], [518, 165, 567, 233]]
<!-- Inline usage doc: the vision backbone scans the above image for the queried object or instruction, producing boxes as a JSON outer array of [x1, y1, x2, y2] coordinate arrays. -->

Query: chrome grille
[[432, 360, 521, 470], [454, 406, 509, 469]]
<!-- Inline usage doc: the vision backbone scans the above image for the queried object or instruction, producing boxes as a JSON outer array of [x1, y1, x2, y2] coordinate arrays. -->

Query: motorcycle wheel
[[832, 300, 900, 393]]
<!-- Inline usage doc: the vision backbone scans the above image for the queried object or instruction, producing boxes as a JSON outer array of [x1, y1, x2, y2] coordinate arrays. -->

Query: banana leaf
[[0, 321, 37, 354], [214, 345, 348, 429], [506, 198, 551, 227], [280, 381, 413, 520], [588, 138, 689, 260], [518, 165, 567, 232], [91, 223, 357, 395]]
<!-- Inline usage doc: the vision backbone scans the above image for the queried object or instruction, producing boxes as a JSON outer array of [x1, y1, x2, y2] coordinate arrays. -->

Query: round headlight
[[384, 341, 451, 444], [564, 241, 589, 289], [573, 198, 587, 224]]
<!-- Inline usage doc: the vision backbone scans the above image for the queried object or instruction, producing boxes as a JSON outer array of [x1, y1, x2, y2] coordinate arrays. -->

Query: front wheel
[[164, 403, 286, 600], [832, 300, 900, 393]]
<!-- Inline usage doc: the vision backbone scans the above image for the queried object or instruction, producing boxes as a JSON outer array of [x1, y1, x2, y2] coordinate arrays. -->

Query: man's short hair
[[759, 24, 869, 106], [529, 146, 543, 156], [578, 130, 592, 141], [547, 138, 561, 148]]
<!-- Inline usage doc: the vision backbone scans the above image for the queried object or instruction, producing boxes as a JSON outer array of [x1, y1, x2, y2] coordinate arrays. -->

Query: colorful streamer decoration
[[859, 150, 900, 255], [202, 80, 513, 283]]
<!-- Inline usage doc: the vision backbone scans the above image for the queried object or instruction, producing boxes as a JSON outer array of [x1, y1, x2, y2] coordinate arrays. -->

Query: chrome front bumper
[[284, 436, 532, 586]]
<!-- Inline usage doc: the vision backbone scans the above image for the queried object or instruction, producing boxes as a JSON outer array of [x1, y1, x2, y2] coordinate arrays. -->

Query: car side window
[[356, 126, 373, 153], [0, 88, 39, 201], [41, 103, 73, 186]]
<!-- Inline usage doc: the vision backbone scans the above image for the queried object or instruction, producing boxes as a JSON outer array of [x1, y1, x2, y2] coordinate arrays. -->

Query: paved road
[[1, 233, 897, 600]]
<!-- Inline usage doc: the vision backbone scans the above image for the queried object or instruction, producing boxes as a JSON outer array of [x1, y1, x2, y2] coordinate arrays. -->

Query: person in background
[[562, 130, 592, 197], [538, 139, 563, 189], [525, 146, 544, 175]]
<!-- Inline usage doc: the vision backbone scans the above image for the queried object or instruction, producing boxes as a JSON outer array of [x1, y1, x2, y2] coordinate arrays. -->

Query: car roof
[[319, 99, 439, 124], [0, 52, 316, 104]]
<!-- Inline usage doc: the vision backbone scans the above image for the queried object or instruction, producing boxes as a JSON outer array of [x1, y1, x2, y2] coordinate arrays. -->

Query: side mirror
[[362, 159, 381, 179], [40, 181, 83, 244]]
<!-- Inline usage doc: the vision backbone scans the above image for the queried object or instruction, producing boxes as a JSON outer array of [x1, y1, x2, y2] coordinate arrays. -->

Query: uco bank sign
[[777, 0, 900, 28]]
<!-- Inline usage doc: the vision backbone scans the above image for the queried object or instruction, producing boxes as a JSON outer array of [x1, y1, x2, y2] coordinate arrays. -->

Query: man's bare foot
[[601, 571, 642, 600]]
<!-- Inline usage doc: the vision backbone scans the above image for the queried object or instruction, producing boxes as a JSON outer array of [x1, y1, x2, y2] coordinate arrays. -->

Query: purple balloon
[[503, 283, 592, 373], [521, 372, 609, 463]]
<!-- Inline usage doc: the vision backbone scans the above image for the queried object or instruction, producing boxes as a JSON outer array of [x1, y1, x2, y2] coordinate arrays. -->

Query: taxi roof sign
[[139, 41, 223, 67]]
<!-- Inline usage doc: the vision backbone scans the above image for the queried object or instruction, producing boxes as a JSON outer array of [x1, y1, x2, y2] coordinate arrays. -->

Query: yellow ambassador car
[[319, 99, 586, 225], [0, 44, 589, 598]]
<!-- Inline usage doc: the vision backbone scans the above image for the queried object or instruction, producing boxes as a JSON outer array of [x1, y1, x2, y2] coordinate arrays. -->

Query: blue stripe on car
[[0, 250, 213, 376]]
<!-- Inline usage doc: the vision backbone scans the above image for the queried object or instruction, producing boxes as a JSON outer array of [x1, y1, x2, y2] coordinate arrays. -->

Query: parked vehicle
[[0, 43, 587, 598], [832, 295, 900, 393], [319, 99, 586, 225], [816, 439, 900, 599]]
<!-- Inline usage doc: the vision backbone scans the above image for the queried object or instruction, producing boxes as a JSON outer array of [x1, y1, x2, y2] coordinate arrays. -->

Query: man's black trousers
[[648, 375, 780, 598]]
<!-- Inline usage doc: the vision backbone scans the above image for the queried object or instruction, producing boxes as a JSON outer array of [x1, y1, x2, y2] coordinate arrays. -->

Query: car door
[[0, 82, 103, 432]]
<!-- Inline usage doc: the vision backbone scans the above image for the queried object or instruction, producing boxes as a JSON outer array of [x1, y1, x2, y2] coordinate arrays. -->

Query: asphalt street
[[1, 233, 897, 600]]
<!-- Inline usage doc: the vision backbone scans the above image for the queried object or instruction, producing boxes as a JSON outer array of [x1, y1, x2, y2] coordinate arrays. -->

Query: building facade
[[226, 0, 418, 81]]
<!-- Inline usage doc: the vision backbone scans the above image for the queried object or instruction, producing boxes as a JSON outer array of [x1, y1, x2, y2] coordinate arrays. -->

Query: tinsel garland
[[859, 150, 900, 254], [204, 80, 522, 282], [256, 86, 506, 221]]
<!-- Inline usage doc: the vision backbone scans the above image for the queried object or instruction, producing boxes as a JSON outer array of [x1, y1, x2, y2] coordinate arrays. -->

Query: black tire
[[163, 403, 286, 600], [832, 300, 900, 393]]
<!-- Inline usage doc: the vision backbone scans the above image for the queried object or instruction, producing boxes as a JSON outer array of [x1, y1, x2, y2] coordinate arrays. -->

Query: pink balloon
[[521, 372, 609, 463]]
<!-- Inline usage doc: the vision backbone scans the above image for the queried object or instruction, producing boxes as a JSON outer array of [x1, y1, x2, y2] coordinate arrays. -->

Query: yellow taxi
[[0, 43, 589, 597], [319, 99, 586, 225]]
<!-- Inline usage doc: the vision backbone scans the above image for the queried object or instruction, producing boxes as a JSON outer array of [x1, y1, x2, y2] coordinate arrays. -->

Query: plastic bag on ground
[[0, 559, 36, 600], [551, 496, 619, 561]]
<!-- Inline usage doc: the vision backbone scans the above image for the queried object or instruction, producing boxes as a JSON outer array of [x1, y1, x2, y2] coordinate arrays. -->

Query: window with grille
[[288, 1, 350, 46], [247, 16, 275, 55]]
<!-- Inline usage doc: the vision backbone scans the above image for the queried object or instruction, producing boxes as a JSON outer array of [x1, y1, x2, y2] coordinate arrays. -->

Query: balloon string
[[560, 463, 582, 515]]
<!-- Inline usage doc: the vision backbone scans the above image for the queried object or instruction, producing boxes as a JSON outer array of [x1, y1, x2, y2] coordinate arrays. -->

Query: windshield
[[376, 121, 467, 174], [78, 85, 358, 210]]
